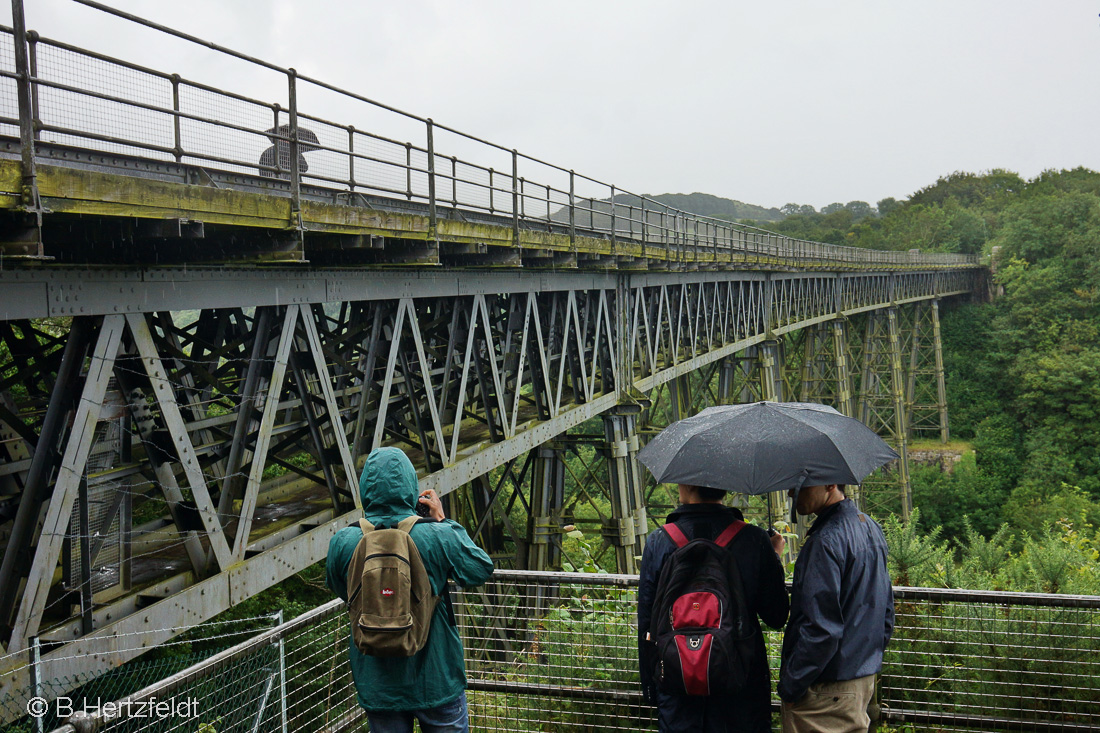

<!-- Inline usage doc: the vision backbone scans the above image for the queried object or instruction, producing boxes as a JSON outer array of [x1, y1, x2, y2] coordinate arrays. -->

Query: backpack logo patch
[[381, 588, 394, 596]]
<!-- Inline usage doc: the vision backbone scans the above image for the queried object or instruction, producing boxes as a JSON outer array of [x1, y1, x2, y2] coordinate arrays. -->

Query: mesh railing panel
[[0, 614, 279, 732], [34, 574, 1100, 733], [883, 592, 1100, 731], [1, 13, 980, 268]]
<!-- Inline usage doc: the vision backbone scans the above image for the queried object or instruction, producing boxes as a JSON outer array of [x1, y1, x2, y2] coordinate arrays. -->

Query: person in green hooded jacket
[[326, 447, 494, 732]]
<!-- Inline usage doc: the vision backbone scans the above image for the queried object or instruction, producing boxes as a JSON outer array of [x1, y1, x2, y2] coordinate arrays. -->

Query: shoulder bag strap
[[662, 522, 690, 548], [396, 515, 421, 534], [713, 519, 745, 548]]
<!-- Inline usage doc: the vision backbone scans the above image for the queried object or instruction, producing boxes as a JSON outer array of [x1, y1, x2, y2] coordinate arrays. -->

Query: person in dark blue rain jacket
[[778, 483, 894, 733], [638, 484, 789, 733]]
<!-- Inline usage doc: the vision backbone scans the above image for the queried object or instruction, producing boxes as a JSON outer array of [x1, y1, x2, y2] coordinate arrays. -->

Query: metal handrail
[[42, 571, 1100, 733], [3, 2, 980, 269]]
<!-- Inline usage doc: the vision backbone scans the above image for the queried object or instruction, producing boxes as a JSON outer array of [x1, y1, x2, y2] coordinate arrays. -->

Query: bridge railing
[[1, 1, 977, 269], [36, 570, 1100, 733]]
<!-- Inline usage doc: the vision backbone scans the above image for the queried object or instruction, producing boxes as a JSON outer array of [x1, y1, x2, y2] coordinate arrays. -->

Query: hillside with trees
[[633, 192, 784, 222], [554, 192, 784, 225], [761, 169, 1100, 572]]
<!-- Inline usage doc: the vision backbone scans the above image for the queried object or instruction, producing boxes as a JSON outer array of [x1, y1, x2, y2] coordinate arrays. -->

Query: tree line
[[758, 168, 1100, 592]]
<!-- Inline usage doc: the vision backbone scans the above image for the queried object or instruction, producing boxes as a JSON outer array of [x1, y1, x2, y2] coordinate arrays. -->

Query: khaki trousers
[[780, 674, 876, 733]]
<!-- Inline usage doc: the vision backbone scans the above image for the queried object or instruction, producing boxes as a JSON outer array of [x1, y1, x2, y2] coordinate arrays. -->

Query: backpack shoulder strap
[[662, 522, 689, 548], [714, 519, 745, 548], [358, 518, 374, 534], [396, 515, 421, 534]]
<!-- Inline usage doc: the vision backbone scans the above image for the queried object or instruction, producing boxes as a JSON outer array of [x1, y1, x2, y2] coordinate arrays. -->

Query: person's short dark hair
[[836, 484, 847, 494], [697, 486, 727, 502]]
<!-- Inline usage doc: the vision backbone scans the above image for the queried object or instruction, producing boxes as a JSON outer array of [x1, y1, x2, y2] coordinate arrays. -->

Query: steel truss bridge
[[0, 0, 982, 709]]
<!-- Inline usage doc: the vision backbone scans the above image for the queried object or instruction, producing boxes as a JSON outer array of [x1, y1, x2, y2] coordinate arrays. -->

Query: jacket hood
[[359, 447, 418, 519]]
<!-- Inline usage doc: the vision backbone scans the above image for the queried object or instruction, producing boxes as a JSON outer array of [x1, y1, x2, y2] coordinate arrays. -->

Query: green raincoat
[[326, 447, 494, 711]]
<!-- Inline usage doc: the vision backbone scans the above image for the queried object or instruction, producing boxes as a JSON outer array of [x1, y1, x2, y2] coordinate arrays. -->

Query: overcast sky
[[7, 0, 1100, 210]]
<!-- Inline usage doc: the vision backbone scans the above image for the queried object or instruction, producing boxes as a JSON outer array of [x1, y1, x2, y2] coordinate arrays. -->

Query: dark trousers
[[657, 688, 772, 733]]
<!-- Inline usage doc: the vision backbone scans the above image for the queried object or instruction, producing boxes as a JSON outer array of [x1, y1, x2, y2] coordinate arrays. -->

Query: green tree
[[844, 200, 874, 220], [876, 196, 901, 217]]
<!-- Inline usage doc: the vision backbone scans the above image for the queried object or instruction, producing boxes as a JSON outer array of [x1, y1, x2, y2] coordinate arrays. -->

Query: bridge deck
[[0, 142, 979, 272]]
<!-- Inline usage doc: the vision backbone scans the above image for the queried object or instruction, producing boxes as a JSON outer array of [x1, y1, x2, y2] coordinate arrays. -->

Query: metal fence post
[[287, 68, 303, 245], [348, 125, 356, 190], [11, 0, 43, 255], [405, 142, 413, 200], [171, 74, 183, 162], [511, 150, 519, 247], [609, 185, 617, 255], [426, 119, 437, 241], [27, 29, 39, 141], [30, 636, 43, 733], [568, 170, 575, 251], [277, 610, 288, 733]]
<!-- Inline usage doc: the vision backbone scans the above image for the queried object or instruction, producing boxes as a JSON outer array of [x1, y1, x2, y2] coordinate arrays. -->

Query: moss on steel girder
[[0, 159, 980, 270]]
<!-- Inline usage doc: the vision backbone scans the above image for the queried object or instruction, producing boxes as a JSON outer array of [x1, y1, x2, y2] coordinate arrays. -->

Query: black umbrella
[[259, 124, 321, 176], [637, 401, 898, 494], [264, 124, 321, 151]]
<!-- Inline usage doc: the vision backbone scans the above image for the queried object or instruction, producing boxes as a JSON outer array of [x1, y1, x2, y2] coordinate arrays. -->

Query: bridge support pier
[[759, 340, 791, 528], [602, 407, 646, 574], [905, 300, 950, 443], [858, 309, 913, 519], [833, 319, 856, 418], [528, 443, 565, 572]]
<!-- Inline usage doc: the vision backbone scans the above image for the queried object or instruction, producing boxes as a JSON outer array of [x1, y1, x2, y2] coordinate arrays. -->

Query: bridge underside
[[0, 250, 978, 701]]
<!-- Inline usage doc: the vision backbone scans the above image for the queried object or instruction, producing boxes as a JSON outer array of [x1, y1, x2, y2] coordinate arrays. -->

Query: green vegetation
[[914, 170, 1100, 543], [770, 166, 1100, 591], [732, 167, 1100, 590]]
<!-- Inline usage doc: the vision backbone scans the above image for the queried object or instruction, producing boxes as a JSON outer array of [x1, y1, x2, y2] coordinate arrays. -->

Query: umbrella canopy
[[637, 401, 898, 495], [264, 124, 321, 151]]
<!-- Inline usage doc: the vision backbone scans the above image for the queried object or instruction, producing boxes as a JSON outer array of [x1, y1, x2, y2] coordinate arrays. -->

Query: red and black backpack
[[648, 520, 756, 696]]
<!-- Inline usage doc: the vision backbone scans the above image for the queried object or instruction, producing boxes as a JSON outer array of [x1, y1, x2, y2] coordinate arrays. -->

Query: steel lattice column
[[758, 339, 791, 527], [832, 319, 856, 418], [796, 319, 857, 418], [799, 323, 839, 406], [932, 301, 950, 443], [667, 375, 693, 423], [602, 406, 646, 573], [730, 346, 767, 404], [906, 300, 950, 443], [528, 442, 565, 572], [717, 356, 738, 405], [858, 309, 912, 519]]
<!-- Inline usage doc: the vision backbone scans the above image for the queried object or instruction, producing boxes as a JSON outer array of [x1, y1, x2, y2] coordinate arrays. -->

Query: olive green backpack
[[346, 516, 440, 657]]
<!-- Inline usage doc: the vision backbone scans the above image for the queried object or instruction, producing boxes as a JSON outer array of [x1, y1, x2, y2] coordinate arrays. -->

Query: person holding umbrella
[[638, 401, 898, 732], [258, 123, 321, 179], [636, 482, 789, 732]]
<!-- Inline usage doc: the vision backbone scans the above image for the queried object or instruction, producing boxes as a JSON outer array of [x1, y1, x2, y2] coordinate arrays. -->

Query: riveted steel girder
[[0, 265, 979, 709]]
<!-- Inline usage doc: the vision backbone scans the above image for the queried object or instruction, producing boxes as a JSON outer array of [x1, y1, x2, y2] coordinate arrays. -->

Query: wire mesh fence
[[20, 571, 1099, 733], [0, 613, 280, 733]]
